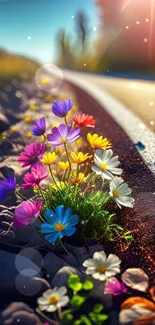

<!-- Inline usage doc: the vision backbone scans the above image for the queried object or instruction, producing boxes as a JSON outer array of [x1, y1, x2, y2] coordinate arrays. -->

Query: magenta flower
[[31, 117, 46, 137], [13, 200, 43, 227], [104, 277, 127, 296], [52, 99, 73, 117], [18, 142, 45, 167], [47, 124, 80, 147], [22, 162, 48, 189]]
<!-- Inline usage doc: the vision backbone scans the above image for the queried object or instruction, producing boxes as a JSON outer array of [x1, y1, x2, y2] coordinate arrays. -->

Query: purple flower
[[52, 99, 73, 117], [0, 176, 16, 201], [18, 142, 45, 167], [104, 277, 127, 296], [47, 124, 80, 147], [14, 200, 43, 227], [31, 117, 46, 137]]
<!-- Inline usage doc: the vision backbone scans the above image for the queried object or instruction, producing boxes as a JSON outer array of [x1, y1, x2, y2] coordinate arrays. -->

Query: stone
[[0, 302, 41, 325]]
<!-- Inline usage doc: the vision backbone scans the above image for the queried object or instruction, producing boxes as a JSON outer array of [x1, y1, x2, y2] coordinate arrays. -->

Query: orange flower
[[120, 296, 155, 325], [73, 114, 95, 128]]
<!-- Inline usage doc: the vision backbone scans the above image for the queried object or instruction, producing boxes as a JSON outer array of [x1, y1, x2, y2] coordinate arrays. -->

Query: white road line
[[63, 70, 155, 173]]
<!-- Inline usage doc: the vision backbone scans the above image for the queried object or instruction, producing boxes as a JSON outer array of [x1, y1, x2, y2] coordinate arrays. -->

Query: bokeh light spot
[[35, 64, 63, 94], [15, 248, 43, 276]]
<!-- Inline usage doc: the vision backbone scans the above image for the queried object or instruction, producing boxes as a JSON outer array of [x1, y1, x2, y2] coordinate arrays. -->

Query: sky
[[0, 0, 99, 64]]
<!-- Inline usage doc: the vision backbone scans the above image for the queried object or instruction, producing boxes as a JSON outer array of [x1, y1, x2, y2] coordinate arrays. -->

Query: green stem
[[49, 165, 58, 187], [57, 307, 62, 320], [103, 195, 112, 206], [38, 185, 44, 200], [64, 143, 71, 181], [76, 164, 79, 178], [15, 190, 28, 201], [59, 237, 69, 254], [36, 308, 59, 325], [64, 116, 68, 125]]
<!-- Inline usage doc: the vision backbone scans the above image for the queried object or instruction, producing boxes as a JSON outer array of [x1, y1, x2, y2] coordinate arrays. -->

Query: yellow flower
[[45, 95, 53, 101], [52, 123, 58, 128], [10, 126, 17, 132], [0, 131, 7, 139], [76, 138, 82, 146], [24, 116, 32, 123], [55, 147, 62, 155], [29, 104, 37, 110], [72, 103, 78, 111], [58, 161, 69, 170], [41, 152, 58, 165], [87, 133, 111, 149], [71, 152, 92, 165], [72, 173, 85, 183], [25, 131, 32, 138]]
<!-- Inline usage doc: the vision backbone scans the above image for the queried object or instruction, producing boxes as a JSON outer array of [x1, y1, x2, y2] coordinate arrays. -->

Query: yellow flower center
[[113, 190, 120, 198], [48, 295, 59, 304], [96, 265, 107, 273], [100, 162, 107, 170], [55, 223, 65, 231], [60, 137, 68, 144], [29, 104, 36, 110]]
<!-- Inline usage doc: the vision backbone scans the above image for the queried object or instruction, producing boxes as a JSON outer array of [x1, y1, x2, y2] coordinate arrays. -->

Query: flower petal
[[121, 268, 149, 292], [45, 232, 59, 243], [62, 226, 76, 236]]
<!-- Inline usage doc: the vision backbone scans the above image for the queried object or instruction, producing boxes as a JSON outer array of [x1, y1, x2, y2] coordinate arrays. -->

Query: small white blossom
[[92, 149, 122, 180], [109, 177, 135, 208], [83, 251, 121, 281], [37, 286, 69, 312]]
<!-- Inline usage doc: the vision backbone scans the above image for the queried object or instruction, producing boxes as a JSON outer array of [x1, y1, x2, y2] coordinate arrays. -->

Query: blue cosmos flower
[[52, 99, 73, 117], [40, 205, 79, 243], [31, 117, 46, 136], [0, 176, 16, 201]]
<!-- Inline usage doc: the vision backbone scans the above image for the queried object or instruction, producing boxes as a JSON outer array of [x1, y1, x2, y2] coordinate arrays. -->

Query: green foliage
[[93, 304, 104, 314], [70, 294, 86, 307], [82, 279, 94, 291], [63, 313, 74, 321], [41, 178, 129, 242], [68, 275, 83, 292], [89, 312, 108, 325]]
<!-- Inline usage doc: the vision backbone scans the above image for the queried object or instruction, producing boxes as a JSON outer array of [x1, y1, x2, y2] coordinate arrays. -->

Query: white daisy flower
[[109, 177, 135, 208], [92, 149, 122, 180], [83, 251, 121, 281], [37, 286, 69, 312]]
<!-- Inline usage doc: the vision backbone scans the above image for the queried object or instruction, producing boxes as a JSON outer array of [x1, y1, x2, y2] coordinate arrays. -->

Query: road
[[63, 70, 155, 174]]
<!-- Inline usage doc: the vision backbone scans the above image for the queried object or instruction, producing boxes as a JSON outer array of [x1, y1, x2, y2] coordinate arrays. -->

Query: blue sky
[[0, 0, 99, 63]]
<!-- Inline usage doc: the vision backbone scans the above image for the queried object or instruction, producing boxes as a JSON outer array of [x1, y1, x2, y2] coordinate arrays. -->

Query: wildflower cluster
[[0, 98, 134, 249], [34, 249, 154, 325]]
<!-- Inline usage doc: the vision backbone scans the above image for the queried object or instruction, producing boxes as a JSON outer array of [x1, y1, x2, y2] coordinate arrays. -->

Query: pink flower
[[104, 277, 127, 296], [14, 200, 43, 227], [18, 142, 45, 167], [22, 162, 48, 188]]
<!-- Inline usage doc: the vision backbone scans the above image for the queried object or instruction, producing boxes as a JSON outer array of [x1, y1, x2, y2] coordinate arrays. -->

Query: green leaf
[[93, 304, 104, 314], [64, 313, 74, 321], [68, 275, 83, 292], [88, 312, 97, 323], [96, 314, 108, 322], [82, 279, 94, 291], [80, 315, 92, 325], [74, 320, 82, 325], [70, 294, 86, 307]]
